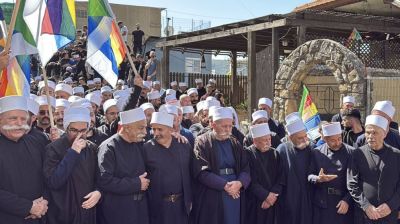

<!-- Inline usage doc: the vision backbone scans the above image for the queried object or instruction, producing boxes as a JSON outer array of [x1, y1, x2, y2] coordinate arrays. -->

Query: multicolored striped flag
[[298, 85, 321, 140], [0, 0, 36, 97], [0, 6, 6, 51], [23, 0, 76, 65], [345, 28, 362, 48], [87, 0, 127, 88]]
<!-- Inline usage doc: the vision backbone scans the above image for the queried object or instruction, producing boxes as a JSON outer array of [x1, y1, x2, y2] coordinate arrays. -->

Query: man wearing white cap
[[152, 81, 166, 97], [160, 104, 194, 147], [276, 113, 313, 224], [97, 108, 150, 224], [245, 123, 282, 224], [140, 102, 156, 141], [355, 100, 400, 150], [331, 95, 355, 124], [192, 107, 250, 224], [35, 95, 57, 135], [170, 81, 178, 91], [181, 106, 195, 129], [43, 107, 101, 224], [189, 101, 211, 138], [179, 94, 191, 107], [308, 122, 354, 224], [38, 80, 56, 97], [73, 86, 85, 98], [147, 90, 162, 111], [93, 78, 102, 90], [0, 96, 49, 223], [187, 88, 199, 106], [348, 115, 400, 224], [258, 97, 286, 140], [55, 83, 73, 100], [195, 79, 206, 99], [55, 99, 70, 131], [98, 99, 120, 137], [178, 82, 188, 98], [27, 98, 52, 146], [143, 112, 193, 224], [116, 79, 125, 90], [243, 110, 282, 149], [101, 86, 113, 102]]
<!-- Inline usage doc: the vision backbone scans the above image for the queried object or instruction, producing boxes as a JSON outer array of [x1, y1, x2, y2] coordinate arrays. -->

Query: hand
[[0, 50, 10, 70], [317, 168, 337, 183], [377, 203, 391, 218], [171, 132, 188, 144], [139, 172, 150, 191], [28, 197, 48, 219], [71, 133, 87, 153], [49, 127, 60, 142], [225, 181, 242, 198], [266, 192, 278, 207], [224, 182, 240, 199], [261, 199, 271, 209], [365, 205, 381, 220], [133, 74, 143, 87], [336, 200, 349, 214], [82, 191, 101, 209]]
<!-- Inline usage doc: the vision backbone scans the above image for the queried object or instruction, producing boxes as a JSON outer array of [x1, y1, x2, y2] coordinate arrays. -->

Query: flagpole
[[41, 66, 55, 128], [4, 0, 20, 52]]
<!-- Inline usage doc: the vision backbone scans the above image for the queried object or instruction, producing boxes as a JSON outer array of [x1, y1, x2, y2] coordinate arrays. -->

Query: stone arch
[[273, 39, 367, 122]]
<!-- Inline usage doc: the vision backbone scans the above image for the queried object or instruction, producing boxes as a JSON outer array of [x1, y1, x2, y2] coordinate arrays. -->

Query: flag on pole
[[345, 28, 362, 48], [23, 0, 76, 66], [0, 0, 36, 97], [0, 6, 7, 50], [298, 85, 321, 140], [86, 0, 127, 88]]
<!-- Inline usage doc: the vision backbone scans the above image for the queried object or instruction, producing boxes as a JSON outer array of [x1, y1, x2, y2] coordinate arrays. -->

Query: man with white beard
[[276, 112, 313, 224]]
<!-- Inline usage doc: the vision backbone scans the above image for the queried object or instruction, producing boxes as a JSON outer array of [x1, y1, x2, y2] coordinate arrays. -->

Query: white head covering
[[30, 94, 38, 101], [69, 98, 92, 109], [93, 78, 101, 83], [143, 81, 152, 89], [0, 96, 28, 114], [120, 108, 146, 125], [73, 86, 84, 95], [150, 112, 174, 128], [85, 92, 102, 106], [64, 77, 73, 84], [153, 81, 160, 86], [250, 123, 271, 138], [68, 95, 82, 103], [196, 101, 206, 112], [208, 106, 221, 118], [182, 106, 194, 114], [195, 79, 203, 83], [87, 80, 94, 85], [187, 88, 198, 96], [63, 107, 91, 130], [206, 96, 216, 101], [159, 104, 179, 116], [113, 89, 130, 100], [116, 96, 129, 111], [56, 99, 70, 108], [343, 96, 355, 104], [35, 96, 56, 108], [117, 79, 125, 85], [170, 81, 177, 86], [103, 99, 118, 113], [258, 97, 273, 108], [101, 86, 112, 94], [55, 83, 73, 95], [140, 102, 155, 111], [165, 94, 176, 103], [213, 107, 233, 121], [148, 91, 161, 100], [285, 118, 306, 136], [365, 115, 389, 131], [207, 99, 221, 108], [373, 101, 395, 119], [252, 110, 269, 122], [208, 78, 216, 84], [179, 82, 187, 87], [38, 80, 56, 91], [285, 112, 301, 124], [322, 122, 342, 137], [28, 99, 40, 115]]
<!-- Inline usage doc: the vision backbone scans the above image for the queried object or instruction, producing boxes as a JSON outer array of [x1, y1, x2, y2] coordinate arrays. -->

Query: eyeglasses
[[39, 110, 50, 116], [67, 128, 88, 134]]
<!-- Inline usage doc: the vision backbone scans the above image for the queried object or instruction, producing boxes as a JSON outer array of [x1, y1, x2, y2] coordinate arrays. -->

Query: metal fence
[[169, 72, 248, 106]]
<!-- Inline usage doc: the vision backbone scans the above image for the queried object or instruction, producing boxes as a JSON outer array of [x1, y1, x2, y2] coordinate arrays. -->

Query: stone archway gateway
[[273, 39, 367, 122]]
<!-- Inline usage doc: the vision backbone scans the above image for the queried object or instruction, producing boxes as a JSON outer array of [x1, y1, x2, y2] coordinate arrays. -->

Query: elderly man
[[97, 108, 150, 224], [243, 110, 282, 148], [55, 83, 73, 100], [308, 122, 354, 224], [332, 95, 355, 123], [143, 112, 193, 224], [0, 96, 49, 223], [355, 101, 400, 149], [140, 102, 156, 141], [27, 98, 51, 145], [246, 123, 283, 224], [43, 107, 101, 224], [258, 97, 285, 140], [190, 101, 211, 138], [192, 107, 251, 224], [348, 115, 400, 224], [152, 81, 166, 97], [276, 113, 313, 224]]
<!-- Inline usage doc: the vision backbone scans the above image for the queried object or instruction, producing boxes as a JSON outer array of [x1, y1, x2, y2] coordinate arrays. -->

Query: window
[[185, 57, 201, 74]]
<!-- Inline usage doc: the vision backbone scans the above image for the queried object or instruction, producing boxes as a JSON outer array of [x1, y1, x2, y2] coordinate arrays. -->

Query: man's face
[[152, 123, 172, 145], [196, 82, 203, 88], [54, 106, 66, 128], [171, 85, 178, 91], [324, 134, 343, 151], [153, 84, 161, 90], [105, 106, 119, 124], [66, 122, 88, 142], [253, 135, 272, 151], [190, 94, 199, 104], [180, 96, 191, 107], [95, 82, 102, 89], [102, 92, 113, 102], [199, 110, 209, 126], [124, 119, 147, 142], [341, 116, 354, 128], [79, 79, 85, 85], [38, 105, 54, 127], [55, 91, 70, 100], [39, 87, 55, 97], [0, 110, 30, 141], [88, 107, 96, 129], [212, 118, 233, 140], [342, 103, 354, 110], [258, 104, 272, 117], [253, 117, 268, 125], [289, 131, 309, 150], [144, 109, 155, 126], [150, 98, 161, 108], [116, 83, 123, 90], [365, 125, 387, 150]]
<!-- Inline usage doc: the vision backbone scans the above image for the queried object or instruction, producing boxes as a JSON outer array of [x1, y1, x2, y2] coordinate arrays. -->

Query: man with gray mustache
[[0, 95, 49, 223]]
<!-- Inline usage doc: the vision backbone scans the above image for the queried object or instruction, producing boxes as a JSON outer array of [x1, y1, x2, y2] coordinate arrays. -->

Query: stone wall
[[273, 39, 367, 122]]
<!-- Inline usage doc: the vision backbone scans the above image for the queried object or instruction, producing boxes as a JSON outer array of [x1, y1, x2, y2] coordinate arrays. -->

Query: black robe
[[97, 134, 149, 224], [87, 128, 109, 146], [0, 134, 46, 224], [309, 143, 354, 224], [143, 138, 193, 224], [343, 128, 364, 147], [243, 131, 282, 149], [245, 145, 284, 224], [192, 132, 251, 224], [43, 136, 99, 224], [348, 144, 400, 224], [276, 142, 313, 224]]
